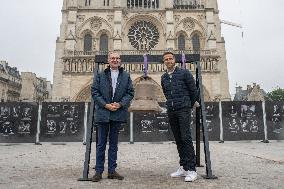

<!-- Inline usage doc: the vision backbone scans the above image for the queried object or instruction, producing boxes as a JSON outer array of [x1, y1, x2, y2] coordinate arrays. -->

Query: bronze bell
[[128, 77, 163, 112]]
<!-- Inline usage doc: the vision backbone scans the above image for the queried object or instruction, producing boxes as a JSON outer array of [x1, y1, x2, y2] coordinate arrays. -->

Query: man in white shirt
[[91, 52, 134, 182]]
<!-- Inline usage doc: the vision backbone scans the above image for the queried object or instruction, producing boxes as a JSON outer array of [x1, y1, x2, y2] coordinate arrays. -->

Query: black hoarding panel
[[265, 101, 284, 140], [204, 102, 220, 141], [133, 103, 174, 142], [222, 101, 264, 141], [0, 102, 38, 143], [40, 102, 85, 142], [118, 114, 130, 142], [190, 102, 220, 141]]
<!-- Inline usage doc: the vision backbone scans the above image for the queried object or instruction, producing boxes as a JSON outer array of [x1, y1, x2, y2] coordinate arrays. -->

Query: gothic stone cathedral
[[52, 0, 231, 102]]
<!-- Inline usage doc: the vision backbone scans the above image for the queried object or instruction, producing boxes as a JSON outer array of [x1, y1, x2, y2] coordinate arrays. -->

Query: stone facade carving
[[107, 15, 114, 22], [90, 18, 102, 31], [174, 15, 181, 22], [77, 15, 85, 22], [52, 0, 231, 102], [183, 18, 195, 31]]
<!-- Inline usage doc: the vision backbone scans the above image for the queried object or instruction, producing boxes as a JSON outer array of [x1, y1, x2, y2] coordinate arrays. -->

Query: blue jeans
[[95, 121, 120, 174]]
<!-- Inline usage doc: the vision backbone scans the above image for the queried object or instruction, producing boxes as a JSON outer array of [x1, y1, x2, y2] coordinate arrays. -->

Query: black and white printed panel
[[265, 101, 284, 140], [0, 102, 38, 143], [222, 101, 264, 141], [133, 103, 174, 142], [190, 102, 220, 141], [118, 114, 130, 142], [40, 102, 85, 142], [204, 102, 220, 141]]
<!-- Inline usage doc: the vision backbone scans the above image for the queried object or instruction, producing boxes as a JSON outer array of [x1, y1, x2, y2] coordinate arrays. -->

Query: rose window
[[128, 21, 159, 50]]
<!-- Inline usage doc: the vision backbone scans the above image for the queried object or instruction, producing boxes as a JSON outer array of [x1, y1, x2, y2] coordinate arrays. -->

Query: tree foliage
[[267, 88, 284, 101]]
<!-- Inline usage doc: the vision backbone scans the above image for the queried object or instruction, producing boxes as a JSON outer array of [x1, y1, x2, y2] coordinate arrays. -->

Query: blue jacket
[[161, 67, 197, 112], [91, 66, 134, 123]]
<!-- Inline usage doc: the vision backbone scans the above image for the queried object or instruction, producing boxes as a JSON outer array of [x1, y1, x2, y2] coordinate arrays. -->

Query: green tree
[[267, 88, 284, 101]]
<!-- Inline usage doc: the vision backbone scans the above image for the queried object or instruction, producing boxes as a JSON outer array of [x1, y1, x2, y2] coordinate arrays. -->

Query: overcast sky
[[0, 0, 283, 97]]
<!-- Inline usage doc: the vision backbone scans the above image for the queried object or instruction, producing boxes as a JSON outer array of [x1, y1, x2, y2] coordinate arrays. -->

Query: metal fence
[[0, 101, 283, 143]]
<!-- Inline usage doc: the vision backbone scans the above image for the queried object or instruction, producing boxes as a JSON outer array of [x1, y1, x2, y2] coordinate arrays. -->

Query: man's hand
[[105, 104, 117, 111], [105, 102, 121, 111], [112, 102, 121, 109], [193, 101, 200, 108]]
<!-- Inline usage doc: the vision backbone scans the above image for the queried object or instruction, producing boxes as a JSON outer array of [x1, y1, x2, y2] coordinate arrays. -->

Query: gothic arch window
[[128, 20, 159, 50], [192, 33, 200, 51], [178, 34, 186, 50], [99, 34, 109, 51], [103, 0, 110, 6], [84, 34, 92, 52], [85, 0, 91, 6]]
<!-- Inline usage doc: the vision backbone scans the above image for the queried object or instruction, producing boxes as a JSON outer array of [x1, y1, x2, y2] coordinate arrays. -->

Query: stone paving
[[0, 141, 283, 189]]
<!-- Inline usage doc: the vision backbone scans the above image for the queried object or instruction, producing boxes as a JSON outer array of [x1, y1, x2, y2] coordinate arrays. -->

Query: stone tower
[[52, 0, 231, 102]]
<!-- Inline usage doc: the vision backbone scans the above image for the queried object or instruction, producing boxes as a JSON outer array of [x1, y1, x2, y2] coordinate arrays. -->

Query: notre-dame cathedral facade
[[52, 0, 231, 102]]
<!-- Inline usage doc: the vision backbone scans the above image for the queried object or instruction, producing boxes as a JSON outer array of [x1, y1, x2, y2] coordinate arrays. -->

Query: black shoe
[[107, 171, 124, 180], [92, 172, 102, 182]]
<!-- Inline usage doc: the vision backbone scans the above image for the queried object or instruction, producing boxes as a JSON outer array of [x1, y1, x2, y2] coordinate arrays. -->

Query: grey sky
[[218, 0, 284, 95], [0, 0, 283, 97]]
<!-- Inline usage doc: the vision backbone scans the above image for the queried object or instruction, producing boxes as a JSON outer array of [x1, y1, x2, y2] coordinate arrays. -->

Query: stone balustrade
[[62, 50, 220, 74]]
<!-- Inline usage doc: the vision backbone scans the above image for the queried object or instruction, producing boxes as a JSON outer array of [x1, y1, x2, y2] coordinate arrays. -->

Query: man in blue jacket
[[91, 52, 134, 182], [161, 51, 199, 182]]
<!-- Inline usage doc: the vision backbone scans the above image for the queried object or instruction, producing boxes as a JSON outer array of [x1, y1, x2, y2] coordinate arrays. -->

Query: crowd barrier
[[0, 101, 283, 143]]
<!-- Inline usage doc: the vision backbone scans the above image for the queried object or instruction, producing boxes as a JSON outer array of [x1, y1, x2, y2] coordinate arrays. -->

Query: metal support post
[[78, 63, 99, 181], [261, 101, 269, 143], [35, 103, 42, 145], [83, 102, 88, 145], [219, 101, 224, 143], [130, 112, 134, 144], [195, 107, 203, 167], [196, 61, 217, 179]]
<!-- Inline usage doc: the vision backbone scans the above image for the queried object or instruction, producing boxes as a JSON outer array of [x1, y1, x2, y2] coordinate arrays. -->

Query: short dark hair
[[163, 51, 175, 61], [163, 51, 175, 57]]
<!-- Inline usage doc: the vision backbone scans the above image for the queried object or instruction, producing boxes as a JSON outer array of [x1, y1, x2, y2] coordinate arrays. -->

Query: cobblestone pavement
[[0, 141, 283, 189]]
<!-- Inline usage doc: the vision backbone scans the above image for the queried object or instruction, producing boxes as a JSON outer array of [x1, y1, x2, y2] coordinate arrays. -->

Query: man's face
[[108, 52, 121, 70], [163, 53, 176, 71]]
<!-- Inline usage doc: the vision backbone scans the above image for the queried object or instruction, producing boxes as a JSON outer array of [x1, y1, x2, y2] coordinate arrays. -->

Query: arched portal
[[74, 83, 92, 102]]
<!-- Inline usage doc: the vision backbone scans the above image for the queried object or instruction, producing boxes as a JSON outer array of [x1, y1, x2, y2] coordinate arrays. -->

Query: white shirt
[[110, 68, 119, 98], [167, 66, 177, 77]]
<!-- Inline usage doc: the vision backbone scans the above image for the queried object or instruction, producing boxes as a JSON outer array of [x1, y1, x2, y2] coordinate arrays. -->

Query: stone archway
[[73, 83, 92, 102]]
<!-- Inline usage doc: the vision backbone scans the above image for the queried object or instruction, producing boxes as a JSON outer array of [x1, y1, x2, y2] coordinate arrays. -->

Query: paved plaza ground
[[0, 141, 283, 189]]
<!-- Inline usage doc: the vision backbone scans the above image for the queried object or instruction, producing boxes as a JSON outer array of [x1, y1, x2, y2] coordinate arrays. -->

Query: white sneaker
[[170, 166, 186, 177], [184, 171, 197, 182]]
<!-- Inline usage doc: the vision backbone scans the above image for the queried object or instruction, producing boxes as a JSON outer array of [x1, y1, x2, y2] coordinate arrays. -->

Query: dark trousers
[[168, 109, 196, 171], [95, 121, 120, 174]]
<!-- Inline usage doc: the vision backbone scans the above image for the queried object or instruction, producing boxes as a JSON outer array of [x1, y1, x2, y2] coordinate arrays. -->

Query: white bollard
[[130, 112, 134, 144]]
